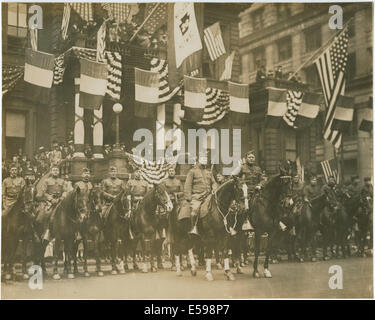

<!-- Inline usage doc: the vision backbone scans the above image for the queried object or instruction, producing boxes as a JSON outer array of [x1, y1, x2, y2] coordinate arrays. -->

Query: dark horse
[[127, 183, 173, 273], [38, 187, 89, 280], [170, 177, 244, 281], [249, 160, 295, 278], [2, 182, 37, 281]]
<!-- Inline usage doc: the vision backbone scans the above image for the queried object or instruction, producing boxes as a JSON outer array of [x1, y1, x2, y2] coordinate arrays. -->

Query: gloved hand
[[255, 185, 261, 191]]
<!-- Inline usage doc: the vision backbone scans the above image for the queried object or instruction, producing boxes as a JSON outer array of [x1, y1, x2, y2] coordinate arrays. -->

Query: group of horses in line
[[2, 160, 373, 282]]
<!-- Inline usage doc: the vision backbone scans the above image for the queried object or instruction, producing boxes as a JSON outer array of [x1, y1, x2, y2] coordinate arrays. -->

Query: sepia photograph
[[1, 1, 373, 301]]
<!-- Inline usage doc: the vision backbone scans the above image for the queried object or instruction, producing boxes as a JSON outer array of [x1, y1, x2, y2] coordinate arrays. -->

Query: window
[[304, 65, 319, 88], [241, 54, 250, 75], [305, 25, 321, 52], [277, 36, 292, 61], [251, 9, 264, 31], [7, 3, 28, 38], [252, 46, 266, 71], [277, 4, 291, 21], [347, 53, 356, 80], [5, 111, 26, 160], [285, 129, 296, 161]]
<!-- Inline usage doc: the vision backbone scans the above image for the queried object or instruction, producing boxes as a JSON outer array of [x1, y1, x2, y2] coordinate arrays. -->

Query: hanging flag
[[314, 27, 349, 149], [79, 58, 108, 110], [2, 65, 24, 96], [293, 92, 322, 130], [220, 51, 236, 81], [97, 21, 106, 62], [320, 159, 340, 184], [204, 22, 226, 62], [197, 88, 229, 126], [24, 49, 54, 88], [150, 58, 181, 103], [30, 28, 38, 51], [183, 76, 207, 122], [134, 68, 159, 118], [331, 95, 355, 133], [144, 3, 168, 35], [167, 3, 203, 89], [71, 3, 93, 22], [265, 87, 287, 128], [53, 54, 66, 85], [61, 3, 71, 40], [228, 81, 250, 125], [359, 104, 373, 132], [105, 51, 122, 101], [283, 90, 303, 128]]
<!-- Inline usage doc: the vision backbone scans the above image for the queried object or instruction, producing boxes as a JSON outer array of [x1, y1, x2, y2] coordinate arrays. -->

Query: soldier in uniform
[[101, 166, 126, 219], [321, 176, 338, 210], [233, 150, 266, 230], [303, 175, 321, 205], [49, 142, 62, 167], [126, 170, 149, 213], [74, 168, 93, 201], [348, 175, 361, 199], [160, 167, 183, 203], [2, 164, 25, 218], [36, 165, 68, 241], [360, 177, 373, 211], [184, 154, 217, 234]]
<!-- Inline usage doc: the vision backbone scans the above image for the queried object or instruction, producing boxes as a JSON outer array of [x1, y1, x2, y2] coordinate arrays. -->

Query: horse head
[[74, 186, 90, 223], [89, 185, 104, 217], [154, 183, 173, 212]]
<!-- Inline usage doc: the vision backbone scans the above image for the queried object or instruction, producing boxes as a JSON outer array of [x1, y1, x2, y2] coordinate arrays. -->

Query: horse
[[128, 183, 173, 273], [39, 187, 89, 280], [2, 182, 37, 281], [170, 177, 244, 281], [248, 160, 295, 278], [334, 187, 352, 258]]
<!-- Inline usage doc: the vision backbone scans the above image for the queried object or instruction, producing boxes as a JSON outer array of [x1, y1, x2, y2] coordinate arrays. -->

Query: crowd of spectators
[[256, 65, 302, 83]]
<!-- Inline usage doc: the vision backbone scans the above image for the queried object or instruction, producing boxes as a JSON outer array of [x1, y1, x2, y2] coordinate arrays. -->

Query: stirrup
[[189, 225, 199, 236]]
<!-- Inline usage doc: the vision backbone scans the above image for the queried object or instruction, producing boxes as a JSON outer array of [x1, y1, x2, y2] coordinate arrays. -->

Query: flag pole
[[129, 3, 161, 43], [288, 17, 354, 80]]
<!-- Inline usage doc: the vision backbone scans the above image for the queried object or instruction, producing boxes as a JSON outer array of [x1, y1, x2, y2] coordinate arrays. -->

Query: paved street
[[2, 257, 373, 299]]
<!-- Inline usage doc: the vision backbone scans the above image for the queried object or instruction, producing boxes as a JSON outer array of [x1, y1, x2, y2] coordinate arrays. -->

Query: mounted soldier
[[74, 168, 93, 200], [160, 167, 183, 204], [101, 166, 126, 219], [348, 175, 361, 199], [184, 154, 217, 235], [233, 150, 266, 230], [2, 163, 25, 219], [36, 165, 69, 241], [126, 169, 149, 214], [360, 177, 373, 213], [303, 175, 321, 205]]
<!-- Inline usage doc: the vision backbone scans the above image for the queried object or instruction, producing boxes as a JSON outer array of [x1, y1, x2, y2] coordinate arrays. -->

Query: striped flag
[[79, 59, 108, 109], [53, 54, 65, 85], [331, 95, 355, 133], [266, 87, 287, 128], [204, 22, 226, 61], [134, 68, 159, 118], [61, 3, 71, 40], [30, 28, 38, 51], [2, 65, 24, 96], [228, 81, 250, 125], [293, 92, 322, 130], [359, 105, 373, 132], [314, 27, 349, 149], [320, 159, 340, 184], [183, 76, 207, 122], [197, 88, 229, 126], [97, 21, 106, 62], [150, 58, 180, 103], [283, 90, 304, 127], [220, 51, 235, 81], [24, 49, 54, 88], [105, 51, 122, 101]]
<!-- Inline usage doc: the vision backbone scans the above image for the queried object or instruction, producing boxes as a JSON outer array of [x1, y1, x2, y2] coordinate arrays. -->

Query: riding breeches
[[190, 198, 202, 217]]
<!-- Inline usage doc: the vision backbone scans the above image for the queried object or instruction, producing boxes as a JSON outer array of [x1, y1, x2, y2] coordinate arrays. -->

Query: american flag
[[220, 51, 235, 81], [320, 159, 340, 184], [314, 27, 349, 149], [197, 88, 229, 126], [53, 54, 66, 85], [70, 3, 93, 22], [283, 90, 303, 128], [61, 3, 71, 40], [96, 21, 106, 62], [204, 22, 226, 62], [144, 3, 167, 35]]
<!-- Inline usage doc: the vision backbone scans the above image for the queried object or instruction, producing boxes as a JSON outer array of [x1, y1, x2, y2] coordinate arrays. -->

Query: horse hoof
[[299, 257, 304, 263], [67, 273, 75, 279], [23, 274, 29, 280], [216, 263, 223, 270], [180, 265, 185, 271], [142, 267, 148, 273], [119, 269, 126, 274], [205, 272, 214, 281], [240, 262, 245, 267], [53, 274, 61, 280], [133, 264, 139, 270], [271, 259, 279, 264], [236, 267, 243, 274], [264, 269, 272, 278], [171, 266, 177, 272], [225, 271, 235, 281], [84, 272, 90, 277], [111, 270, 118, 275], [311, 257, 317, 262], [176, 271, 183, 277], [158, 264, 164, 270], [253, 271, 260, 278], [151, 267, 157, 273], [97, 271, 104, 277], [191, 269, 197, 277], [323, 256, 330, 261], [5, 274, 12, 280]]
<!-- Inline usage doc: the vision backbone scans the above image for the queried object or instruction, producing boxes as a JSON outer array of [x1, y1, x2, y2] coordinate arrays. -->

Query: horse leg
[[204, 245, 214, 281], [110, 237, 119, 275], [52, 239, 61, 280], [82, 237, 89, 277], [141, 239, 151, 273], [94, 233, 103, 277], [21, 236, 30, 280], [188, 247, 197, 276], [72, 240, 79, 275], [253, 231, 261, 278], [263, 230, 273, 278], [223, 238, 235, 281]]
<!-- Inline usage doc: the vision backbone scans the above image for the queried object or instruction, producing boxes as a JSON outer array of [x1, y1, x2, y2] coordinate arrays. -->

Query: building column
[[93, 105, 104, 159], [357, 107, 373, 183], [73, 78, 85, 158]]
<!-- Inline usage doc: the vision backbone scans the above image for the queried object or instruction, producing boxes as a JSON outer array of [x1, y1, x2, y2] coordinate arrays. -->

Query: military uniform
[[160, 177, 183, 201], [126, 178, 149, 210], [49, 149, 62, 166], [74, 180, 93, 200], [321, 184, 337, 206], [237, 162, 265, 192], [348, 182, 361, 199], [101, 177, 126, 218], [2, 176, 25, 217], [303, 183, 321, 200], [184, 166, 217, 217]]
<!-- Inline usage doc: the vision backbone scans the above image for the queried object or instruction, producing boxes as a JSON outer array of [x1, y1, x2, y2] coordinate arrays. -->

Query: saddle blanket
[[177, 195, 212, 221]]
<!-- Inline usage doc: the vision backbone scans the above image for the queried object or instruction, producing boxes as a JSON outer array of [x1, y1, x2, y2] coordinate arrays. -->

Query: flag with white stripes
[[105, 51, 122, 101], [204, 22, 226, 61], [53, 54, 65, 85], [320, 159, 340, 184], [197, 88, 229, 126], [220, 51, 235, 81], [61, 3, 71, 40], [96, 21, 106, 62], [283, 90, 303, 128], [314, 27, 349, 149]]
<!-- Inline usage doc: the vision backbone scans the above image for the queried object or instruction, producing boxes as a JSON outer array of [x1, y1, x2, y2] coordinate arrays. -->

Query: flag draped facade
[[314, 28, 350, 149], [183, 76, 207, 122], [97, 21, 106, 62], [331, 95, 355, 132], [220, 51, 236, 81], [61, 3, 71, 40], [197, 88, 229, 126], [320, 159, 340, 184], [3, 65, 24, 96], [79, 59, 108, 109], [283, 90, 303, 127], [105, 51, 122, 101], [204, 22, 226, 61], [359, 106, 373, 132], [228, 82, 250, 125], [266, 88, 287, 128], [134, 68, 159, 118]]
